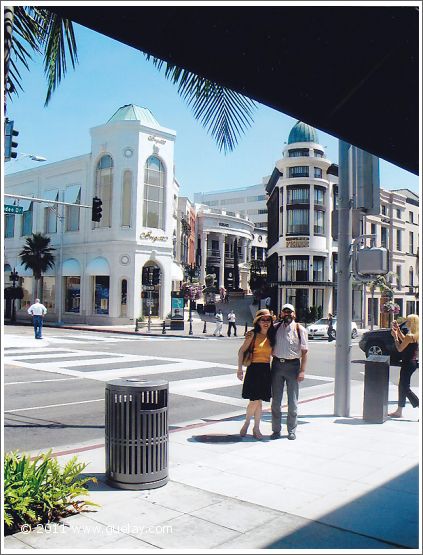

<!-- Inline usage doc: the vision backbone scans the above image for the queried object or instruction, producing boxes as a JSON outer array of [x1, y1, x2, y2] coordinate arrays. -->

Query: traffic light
[[152, 268, 161, 285], [91, 196, 103, 222], [5, 119, 19, 161]]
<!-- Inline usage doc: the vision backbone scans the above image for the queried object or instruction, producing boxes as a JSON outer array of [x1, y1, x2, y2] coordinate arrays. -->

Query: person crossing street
[[27, 298, 47, 339], [227, 309, 237, 337], [213, 309, 224, 337]]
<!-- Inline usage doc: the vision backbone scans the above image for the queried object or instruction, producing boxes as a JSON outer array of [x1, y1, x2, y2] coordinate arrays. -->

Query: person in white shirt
[[227, 310, 237, 337], [213, 309, 224, 337], [27, 298, 47, 339], [270, 303, 308, 441]]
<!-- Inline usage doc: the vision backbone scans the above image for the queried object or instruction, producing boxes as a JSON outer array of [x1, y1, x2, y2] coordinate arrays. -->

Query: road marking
[[5, 399, 104, 413], [5, 377, 83, 386]]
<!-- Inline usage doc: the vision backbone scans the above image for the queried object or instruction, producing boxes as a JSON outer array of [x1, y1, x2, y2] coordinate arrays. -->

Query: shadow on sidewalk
[[264, 465, 419, 549]]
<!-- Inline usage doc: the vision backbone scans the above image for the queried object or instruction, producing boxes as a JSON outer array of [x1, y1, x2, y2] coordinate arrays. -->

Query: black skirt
[[242, 362, 272, 402]]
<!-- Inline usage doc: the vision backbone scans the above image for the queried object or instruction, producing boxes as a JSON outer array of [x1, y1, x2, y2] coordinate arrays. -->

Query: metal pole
[[148, 291, 152, 333], [57, 199, 64, 325], [189, 298, 193, 335], [334, 140, 353, 417]]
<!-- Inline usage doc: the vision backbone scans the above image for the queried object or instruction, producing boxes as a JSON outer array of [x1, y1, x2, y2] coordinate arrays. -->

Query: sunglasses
[[260, 318, 272, 322]]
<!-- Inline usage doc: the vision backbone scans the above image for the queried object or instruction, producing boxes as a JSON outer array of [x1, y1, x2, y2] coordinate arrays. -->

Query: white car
[[306, 318, 358, 340]]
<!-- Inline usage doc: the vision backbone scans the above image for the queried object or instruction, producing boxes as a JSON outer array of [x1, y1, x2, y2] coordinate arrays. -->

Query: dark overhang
[[47, 5, 419, 175]]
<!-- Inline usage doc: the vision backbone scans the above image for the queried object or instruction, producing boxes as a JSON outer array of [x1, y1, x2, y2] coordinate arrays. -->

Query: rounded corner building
[[265, 120, 339, 322]]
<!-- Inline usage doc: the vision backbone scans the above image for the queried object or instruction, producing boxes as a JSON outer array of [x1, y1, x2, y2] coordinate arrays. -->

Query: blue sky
[[4, 22, 419, 199]]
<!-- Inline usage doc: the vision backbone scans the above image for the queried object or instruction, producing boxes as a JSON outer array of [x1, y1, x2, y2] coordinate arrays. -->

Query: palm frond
[[33, 9, 78, 106], [145, 55, 257, 153]]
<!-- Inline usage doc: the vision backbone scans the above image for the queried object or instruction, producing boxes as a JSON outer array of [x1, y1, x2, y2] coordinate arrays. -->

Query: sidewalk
[[4, 380, 420, 550]]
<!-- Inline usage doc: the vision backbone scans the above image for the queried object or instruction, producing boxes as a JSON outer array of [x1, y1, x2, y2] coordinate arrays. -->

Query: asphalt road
[[3, 326, 417, 453]]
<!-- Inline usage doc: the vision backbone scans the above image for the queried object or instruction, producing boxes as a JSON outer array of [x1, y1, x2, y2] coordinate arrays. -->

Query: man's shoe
[[270, 432, 281, 440], [288, 432, 296, 440]]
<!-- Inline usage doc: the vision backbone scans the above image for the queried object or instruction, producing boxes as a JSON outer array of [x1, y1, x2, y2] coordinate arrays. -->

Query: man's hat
[[281, 303, 295, 312]]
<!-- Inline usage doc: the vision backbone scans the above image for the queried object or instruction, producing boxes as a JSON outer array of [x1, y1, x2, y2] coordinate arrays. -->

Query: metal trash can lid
[[106, 378, 169, 392]]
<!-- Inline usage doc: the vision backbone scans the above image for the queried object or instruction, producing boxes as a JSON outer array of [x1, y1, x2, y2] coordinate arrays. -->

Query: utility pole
[[334, 141, 353, 417]]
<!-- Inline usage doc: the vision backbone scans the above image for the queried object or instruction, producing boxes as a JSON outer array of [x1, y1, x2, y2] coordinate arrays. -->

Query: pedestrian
[[388, 314, 419, 418], [227, 309, 237, 337], [237, 309, 275, 439], [224, 291, 230, 303], [219, 286, 226, 303], [213, 309, 224, 337], [27, 298, 47, 339], [270, 303, 308, 440], [327, 313, 334, 342]]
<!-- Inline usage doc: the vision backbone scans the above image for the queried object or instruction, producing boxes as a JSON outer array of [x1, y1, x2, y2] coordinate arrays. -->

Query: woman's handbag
[[242, 334, 256, 367]]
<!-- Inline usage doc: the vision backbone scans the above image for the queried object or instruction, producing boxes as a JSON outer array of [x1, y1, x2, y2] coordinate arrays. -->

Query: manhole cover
[[193, 434, 243, 443]]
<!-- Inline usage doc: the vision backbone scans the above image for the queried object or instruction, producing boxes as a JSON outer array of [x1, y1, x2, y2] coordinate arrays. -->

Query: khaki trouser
[[271, 358, 300, 434]]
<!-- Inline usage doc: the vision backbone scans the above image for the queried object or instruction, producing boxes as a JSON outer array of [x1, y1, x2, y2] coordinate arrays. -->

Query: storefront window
[[41, 277, 55, 310], [19, 277, 33, 310], [65, 277, 81, 313], [94, 276, 110, 314]]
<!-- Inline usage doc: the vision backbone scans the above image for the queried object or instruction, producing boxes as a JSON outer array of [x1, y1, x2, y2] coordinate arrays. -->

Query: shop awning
[[43, 189, 59, 202], [64, 185, 81, 204], [62, 258, 81, 276], [171, 262, 184, 282], [86, 257, 110, 276]]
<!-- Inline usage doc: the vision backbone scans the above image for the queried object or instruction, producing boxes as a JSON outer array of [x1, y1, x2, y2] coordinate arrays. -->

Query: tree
[[365, 273, 395, 330], [19, 233, 56, 301], [4, 7, 256, 154]]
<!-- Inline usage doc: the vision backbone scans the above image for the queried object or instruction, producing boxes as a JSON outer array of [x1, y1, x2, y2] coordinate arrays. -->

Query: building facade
[[4, 104, 180, 324]]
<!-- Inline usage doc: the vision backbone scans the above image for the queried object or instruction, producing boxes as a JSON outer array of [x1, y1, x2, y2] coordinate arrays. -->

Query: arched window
[[95, 155, 113, 227], [143, 156, 165, 229], [121, 170, 132, 227]]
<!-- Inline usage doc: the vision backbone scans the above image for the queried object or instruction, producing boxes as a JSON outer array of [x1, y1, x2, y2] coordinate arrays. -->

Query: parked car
[[358, 323, 409, 363], [306, 318, 358, 339]]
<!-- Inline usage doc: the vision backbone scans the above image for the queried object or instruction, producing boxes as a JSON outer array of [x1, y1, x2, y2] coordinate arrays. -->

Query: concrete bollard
[[203, 321, 207, 333], [135, 319, 139, 332], [162, 320, 166, 334], [189, 319, 193, 335]]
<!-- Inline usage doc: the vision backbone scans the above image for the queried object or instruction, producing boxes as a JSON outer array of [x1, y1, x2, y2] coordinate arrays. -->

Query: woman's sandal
[[252, 429, 263, 440], [240, 423, 249, 437]]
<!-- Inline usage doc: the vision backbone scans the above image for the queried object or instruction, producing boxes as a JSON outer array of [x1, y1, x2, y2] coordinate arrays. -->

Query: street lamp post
[[9, 268, 19, 323]]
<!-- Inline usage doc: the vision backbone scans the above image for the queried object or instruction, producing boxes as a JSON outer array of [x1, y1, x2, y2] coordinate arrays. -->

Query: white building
[[4, 104, 181, 324], [265, 121, 339, 321]]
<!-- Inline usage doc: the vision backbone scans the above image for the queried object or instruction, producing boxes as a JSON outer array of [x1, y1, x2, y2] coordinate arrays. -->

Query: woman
[[237, 309, 275, 439], [388, 314, 419, 418]]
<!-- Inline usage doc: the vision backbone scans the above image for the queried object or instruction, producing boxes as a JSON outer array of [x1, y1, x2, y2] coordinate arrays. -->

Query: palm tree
[[365, 273, 395, 330], [19, 233, 56, 301], [4, 7, 256, 153]]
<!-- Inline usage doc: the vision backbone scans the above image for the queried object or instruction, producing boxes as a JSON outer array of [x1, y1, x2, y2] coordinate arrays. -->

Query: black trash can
[[105, 379, 169, 490], [363, 355, 390, 423]]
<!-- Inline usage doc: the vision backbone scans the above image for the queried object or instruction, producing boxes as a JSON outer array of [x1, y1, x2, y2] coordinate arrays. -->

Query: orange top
[[251, 333, 272, 363]]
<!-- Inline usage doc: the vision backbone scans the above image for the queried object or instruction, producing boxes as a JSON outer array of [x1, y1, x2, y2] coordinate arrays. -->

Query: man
[[227, 309, 237, 337], [270, 303, 308, 440], [27, 298, 47, 339], [213, 309, 224, 337]]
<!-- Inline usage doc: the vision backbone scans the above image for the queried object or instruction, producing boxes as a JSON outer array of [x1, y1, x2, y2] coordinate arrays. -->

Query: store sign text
[[286, 238, 309, 248], [140, 231, 168, 242]]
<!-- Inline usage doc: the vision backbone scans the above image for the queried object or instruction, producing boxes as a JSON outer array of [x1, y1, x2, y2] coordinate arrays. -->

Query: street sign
[[143, 285, 155, 291], [4, 205, 23, 214]]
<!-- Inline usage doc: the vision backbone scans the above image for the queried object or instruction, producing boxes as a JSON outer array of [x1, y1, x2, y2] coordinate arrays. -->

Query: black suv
[[358, 323, 408, 363]]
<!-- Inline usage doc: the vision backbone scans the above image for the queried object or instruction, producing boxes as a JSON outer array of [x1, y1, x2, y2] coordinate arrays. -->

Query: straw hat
[[253, 309, 272, 326]]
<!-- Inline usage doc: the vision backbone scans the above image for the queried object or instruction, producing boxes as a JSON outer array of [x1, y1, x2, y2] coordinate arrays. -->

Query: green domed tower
[[288, 121, 319, 144]]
